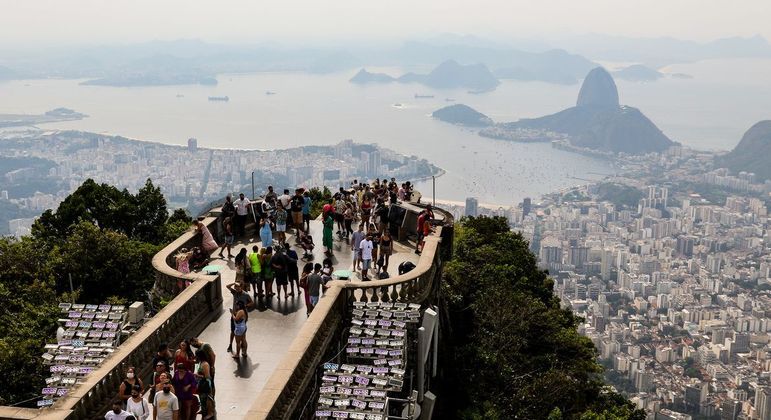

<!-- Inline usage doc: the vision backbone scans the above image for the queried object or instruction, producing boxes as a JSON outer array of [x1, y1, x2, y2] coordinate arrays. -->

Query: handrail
[[246, 214, 449, 418]]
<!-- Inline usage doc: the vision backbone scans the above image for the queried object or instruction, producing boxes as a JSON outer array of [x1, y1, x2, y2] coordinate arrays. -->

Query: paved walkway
[[195, 220, 419, 419]]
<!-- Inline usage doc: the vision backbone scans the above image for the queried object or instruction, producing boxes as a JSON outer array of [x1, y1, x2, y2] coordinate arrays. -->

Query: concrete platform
[[193, 220, 419, 419]]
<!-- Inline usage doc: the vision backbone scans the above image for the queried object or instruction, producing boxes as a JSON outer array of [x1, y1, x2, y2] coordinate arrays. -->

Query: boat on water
[[414, 94, 434, 99], [265, 91, 276, 95], [208, 96, 229, 102], [445, 98, 455, 102], [176, 94, 184, 98], [393, 103, 403, 108]]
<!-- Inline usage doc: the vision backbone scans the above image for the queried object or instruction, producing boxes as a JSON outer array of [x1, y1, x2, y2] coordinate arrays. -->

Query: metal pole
[[68, 273, 74, 303], [251, 171, 255, 200], [432, 176, 435, 207]]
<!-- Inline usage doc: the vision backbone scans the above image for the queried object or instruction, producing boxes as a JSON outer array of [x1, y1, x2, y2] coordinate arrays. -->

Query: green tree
[[438, 216, 644, 419], [133, 179, 169, 243], [55, 221, 160, 303], [0, 237, 62, 405], [33, 178, 170, 245]]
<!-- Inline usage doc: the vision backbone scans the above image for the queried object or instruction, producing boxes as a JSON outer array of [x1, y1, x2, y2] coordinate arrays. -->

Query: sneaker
[[226, 345, 233, 353]]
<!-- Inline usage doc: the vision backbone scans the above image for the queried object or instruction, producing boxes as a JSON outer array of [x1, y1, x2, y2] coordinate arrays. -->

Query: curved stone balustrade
[[247, 207, 452, 419]]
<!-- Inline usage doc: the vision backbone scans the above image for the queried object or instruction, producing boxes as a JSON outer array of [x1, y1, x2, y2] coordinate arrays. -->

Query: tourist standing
[[302, 190, 312, 232], [126, 384, 150, 420], [379, 230, 393, 273], [299, 262, 313, 315], [173, 339, 195, 372], [152, 382, 179, 420], [225, 282, 253, 354], [322, 211, 334, 255], [264, 185, 278, 204], [343, 201, 354, 239], [190, 338, 216, 395], [105, 400, 132, 420], [351, 224, 366, 270], [231, 300, 248, 358], [171, 363, 196, 420], [217, 217, 234, 258], [118, 367, 143, 406], [290, 189, 305, 235], [275, 203, 288, 246], [360, 196, 372, 226], [261, 247, 275, 297], [248, 245, 263, 298], [360, 234, 374, 281], [285, 243, 300, 297], [233, 193, 251, 237], [307, 263, 326, 313], [194, 349, 215, 420], [221, 195, 236, 220], [278, 188, 291, 210], [234, 248, 251, 290], [259, 218, 273, 248], [271, 247, 289, 300]]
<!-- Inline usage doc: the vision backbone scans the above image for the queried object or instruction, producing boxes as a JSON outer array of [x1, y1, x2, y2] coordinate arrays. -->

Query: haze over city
[[3, 2, 771, 420], [1, 0, 771, 46]]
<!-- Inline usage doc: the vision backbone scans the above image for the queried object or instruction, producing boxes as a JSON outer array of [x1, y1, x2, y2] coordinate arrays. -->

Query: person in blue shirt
[[302, 191, 312, 232]]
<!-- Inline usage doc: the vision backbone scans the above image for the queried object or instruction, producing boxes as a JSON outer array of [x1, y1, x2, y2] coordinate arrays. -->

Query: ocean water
[[2, 58, 770, 204]]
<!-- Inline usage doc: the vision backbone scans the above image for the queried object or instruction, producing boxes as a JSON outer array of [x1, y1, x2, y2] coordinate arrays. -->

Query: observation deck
[[0, 198, 452, 419]]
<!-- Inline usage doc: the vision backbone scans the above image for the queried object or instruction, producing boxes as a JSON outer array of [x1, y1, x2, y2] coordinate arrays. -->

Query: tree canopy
[[437, 216, 644, 419], [0, 178, 184, 405]]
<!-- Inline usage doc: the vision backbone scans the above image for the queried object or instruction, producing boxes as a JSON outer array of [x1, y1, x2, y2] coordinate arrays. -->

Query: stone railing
[[246, 207, 452, 419], [0, 216, 225, 419]]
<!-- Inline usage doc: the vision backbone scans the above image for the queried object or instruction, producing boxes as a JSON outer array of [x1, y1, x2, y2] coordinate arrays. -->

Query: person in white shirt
[[278, 189, 292, 209], [105, 401, 132, 420], [359, 234, 374, 281], [126, 384, 150, 420], [233, 193, 251, 238]]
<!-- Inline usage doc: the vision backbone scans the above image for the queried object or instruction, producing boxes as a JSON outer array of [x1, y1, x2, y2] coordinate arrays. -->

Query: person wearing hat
[[171, 362, 196, 420]]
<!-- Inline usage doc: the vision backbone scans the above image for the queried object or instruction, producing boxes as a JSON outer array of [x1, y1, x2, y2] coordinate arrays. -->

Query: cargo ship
[[208, 96, 229, 102]]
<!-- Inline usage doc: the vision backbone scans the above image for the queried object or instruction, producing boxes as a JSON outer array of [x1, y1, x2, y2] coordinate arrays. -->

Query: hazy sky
[[1, 0, 770, 46]]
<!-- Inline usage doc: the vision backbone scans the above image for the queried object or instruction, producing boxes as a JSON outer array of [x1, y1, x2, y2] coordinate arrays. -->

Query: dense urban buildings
[[0, 130, 438, 236]]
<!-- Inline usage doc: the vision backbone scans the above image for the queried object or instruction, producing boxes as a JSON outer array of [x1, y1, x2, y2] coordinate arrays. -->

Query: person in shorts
[[275, 203, 288, 246], [271, 247, 289, 300], [290, 189, 305, 235], [218, 217, 234, 259]]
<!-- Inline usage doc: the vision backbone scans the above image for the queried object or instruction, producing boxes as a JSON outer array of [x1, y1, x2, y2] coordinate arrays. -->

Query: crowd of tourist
[[119, 178, 433, 419], [106, 338, 216, 420]]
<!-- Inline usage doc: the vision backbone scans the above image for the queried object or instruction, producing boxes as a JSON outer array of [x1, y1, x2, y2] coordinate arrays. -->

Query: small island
[[432, 104, 493, 127], [0, 108, 88, 128]]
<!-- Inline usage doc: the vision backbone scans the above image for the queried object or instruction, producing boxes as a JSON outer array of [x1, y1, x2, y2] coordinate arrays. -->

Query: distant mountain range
[[554, 34, 771, 67], [718, 121, 771, 181], [351, 60, 500, 91], [0, 35, 768, 87]]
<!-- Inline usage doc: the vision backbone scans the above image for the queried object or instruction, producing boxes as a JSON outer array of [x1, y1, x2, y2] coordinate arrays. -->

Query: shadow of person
[[233, 355, 260, 379]]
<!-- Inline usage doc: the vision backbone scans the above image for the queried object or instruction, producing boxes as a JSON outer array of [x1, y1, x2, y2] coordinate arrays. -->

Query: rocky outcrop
[[576, 67, 620, 108], [719, 120, 771, 181], [504, 67, 674, 154]]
